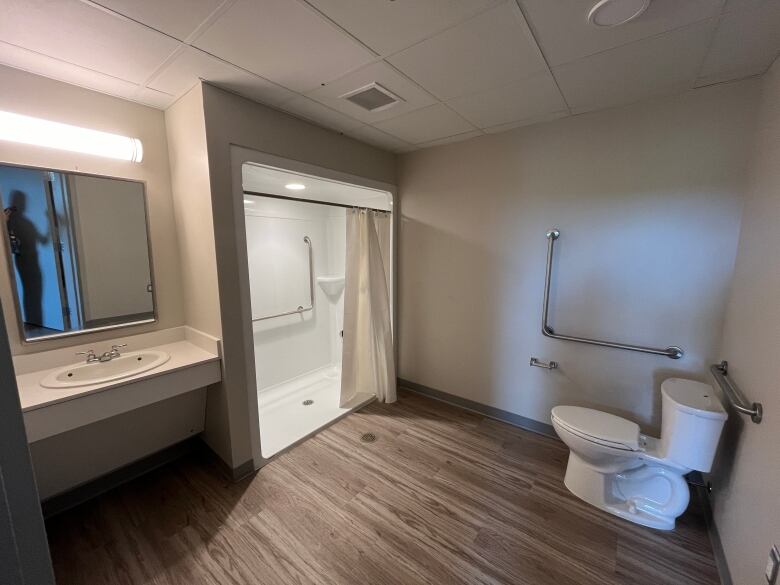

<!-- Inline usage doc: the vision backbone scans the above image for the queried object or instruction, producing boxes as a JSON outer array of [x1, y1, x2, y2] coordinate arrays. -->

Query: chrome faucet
[[76, 344, 127, 364]]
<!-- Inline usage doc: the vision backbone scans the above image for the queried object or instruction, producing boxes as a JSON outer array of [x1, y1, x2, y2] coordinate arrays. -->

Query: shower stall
[[241, 162, 393, 458]]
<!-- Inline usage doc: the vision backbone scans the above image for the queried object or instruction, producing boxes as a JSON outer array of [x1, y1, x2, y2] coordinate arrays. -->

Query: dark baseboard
[[398, 378, 557, 439], [41, 437, 200, 518], [229, 458, 256, 482], [696, 485, 734, 585]]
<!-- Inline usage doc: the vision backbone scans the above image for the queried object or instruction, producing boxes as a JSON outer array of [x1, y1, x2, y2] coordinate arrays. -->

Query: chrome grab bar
[[530, 357, 558, 370], [542, 228, 684, 359], [252, 236, 314, 322], [710, 361, 762, 424]]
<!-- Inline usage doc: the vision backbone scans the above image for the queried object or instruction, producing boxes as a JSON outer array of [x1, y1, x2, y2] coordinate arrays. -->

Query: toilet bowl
[[551, 378, 727, 530]]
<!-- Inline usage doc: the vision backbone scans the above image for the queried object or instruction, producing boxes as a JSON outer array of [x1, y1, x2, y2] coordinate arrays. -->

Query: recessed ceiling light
[[285, 183, 306, 190], [588, 0, 651, 27]]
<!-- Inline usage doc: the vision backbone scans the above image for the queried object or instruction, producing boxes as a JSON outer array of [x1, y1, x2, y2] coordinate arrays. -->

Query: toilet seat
[[551, 406, 640, 451]]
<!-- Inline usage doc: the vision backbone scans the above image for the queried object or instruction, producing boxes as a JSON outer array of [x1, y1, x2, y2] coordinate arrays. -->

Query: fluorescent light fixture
[[0, 110, 143, 162], [285, 183, 306, 190]]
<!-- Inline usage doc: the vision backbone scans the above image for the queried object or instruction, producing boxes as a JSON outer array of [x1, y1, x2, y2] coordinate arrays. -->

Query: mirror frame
[[0, 162, 158, 344]]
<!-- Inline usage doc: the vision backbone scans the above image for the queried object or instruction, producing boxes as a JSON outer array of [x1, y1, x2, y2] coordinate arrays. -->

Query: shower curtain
[[340, 208, 396, 406]]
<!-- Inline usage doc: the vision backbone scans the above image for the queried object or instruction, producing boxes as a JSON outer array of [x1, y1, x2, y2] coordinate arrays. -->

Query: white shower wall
[[245, 197, 345, 390]]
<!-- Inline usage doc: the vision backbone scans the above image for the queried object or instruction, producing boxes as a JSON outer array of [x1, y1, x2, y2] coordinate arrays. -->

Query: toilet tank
[[659, 378, 728, 472]]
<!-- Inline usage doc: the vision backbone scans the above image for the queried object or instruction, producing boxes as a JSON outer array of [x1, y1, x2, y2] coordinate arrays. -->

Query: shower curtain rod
[[243, 189, 391, 213]]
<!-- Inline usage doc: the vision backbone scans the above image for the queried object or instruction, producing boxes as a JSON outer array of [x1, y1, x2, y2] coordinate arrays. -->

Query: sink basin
[[40, 350, 170, 389]]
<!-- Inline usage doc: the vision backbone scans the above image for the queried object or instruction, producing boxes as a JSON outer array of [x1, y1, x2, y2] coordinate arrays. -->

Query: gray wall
[[710, 59, 780, 584], [68, 175, 152, 322], [0, 301, 54, 585], [397, 79, 759, 432], [168, 82, 396, 469]]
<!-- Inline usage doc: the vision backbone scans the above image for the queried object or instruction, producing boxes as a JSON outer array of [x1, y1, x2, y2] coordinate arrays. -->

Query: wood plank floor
[[45, 389, 721, 585]]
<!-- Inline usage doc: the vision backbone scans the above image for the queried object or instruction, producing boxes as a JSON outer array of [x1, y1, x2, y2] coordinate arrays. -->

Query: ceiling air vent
[[340, 82, 403, 113]]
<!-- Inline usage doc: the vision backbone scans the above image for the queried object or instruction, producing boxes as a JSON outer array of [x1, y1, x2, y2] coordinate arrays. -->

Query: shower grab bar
[[252, 236, 314, 322], [710, 361, 762, 423], [541, 228, 684, 359]]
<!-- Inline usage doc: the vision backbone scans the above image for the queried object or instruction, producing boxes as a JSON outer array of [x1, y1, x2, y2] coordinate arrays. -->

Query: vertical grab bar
[[252, 235, 314, 322], [542, 228, 684, 359]]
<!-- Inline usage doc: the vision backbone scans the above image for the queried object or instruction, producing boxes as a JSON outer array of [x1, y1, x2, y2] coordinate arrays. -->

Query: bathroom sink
[[40, 350, 170, 389]]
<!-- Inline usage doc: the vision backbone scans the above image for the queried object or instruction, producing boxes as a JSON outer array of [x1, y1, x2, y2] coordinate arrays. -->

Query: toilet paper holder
[[530, 357, 558, 370]]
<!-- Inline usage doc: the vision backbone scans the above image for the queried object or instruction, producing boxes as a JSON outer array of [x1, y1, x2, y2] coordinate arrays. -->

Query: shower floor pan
[[257, 364, 373, 458]]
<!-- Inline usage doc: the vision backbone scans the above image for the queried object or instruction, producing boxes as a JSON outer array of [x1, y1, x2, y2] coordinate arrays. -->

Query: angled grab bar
[[542, 228, 683, 359], [710, 361, 762, 423], [253, 235, 315, 322]]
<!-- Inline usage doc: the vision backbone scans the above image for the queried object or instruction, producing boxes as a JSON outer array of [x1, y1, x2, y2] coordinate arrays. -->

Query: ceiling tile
[[483, 110, 568, 133], [0, 43, 175, 109], [446, 71, 567, 128], [304, 0, 501, 55], [387, 2, 547, 100], [280, 95, 364, 133], [90, 0, 224, 40], [0, 40, 141, 98], [306, 61, 436, 123], [417, 129, 484, 149], [192, 0, 375, 92], [346, 125, 414, 153], [148, 46, 296, 106], [519, 0, 723, 67], [134, 86, 176, 109], [0, 0, 180, 84], [374, 103, 475, 144], [553, 19, 717, 114], [722, 0, 767, 12], [697, 2, 780, 85]]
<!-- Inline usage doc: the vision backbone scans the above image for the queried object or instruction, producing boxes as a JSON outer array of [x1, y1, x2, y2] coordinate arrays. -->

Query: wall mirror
[[0, 163, 155, 342]]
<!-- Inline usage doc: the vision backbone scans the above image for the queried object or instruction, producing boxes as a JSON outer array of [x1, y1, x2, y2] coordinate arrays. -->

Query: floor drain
[[360, 432, 377, 443], [302, 399, 314, 406]]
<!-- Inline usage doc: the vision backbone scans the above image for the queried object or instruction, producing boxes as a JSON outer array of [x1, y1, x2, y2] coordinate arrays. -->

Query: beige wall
[[397, 79, 759, 433], [164, 86, 221, 338], [0, 65, 184, 353], [0, 66, 202, 497], [200, 83, 396, 468], [164, 85, 230, 462], [710, 60, 780, 585]]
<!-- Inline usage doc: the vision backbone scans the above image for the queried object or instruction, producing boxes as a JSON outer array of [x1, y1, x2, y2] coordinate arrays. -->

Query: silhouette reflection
[[4, 190, 49, 326]]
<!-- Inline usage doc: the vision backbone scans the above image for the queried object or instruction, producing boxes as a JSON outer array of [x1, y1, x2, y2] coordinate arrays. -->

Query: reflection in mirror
[[0, 164, 155, 341]]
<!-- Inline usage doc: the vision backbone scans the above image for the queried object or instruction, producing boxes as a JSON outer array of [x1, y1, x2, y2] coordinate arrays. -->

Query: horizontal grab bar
[[542, 228, 684, 359], [710, 361, 762, 424], [253, 236, 315, 322]]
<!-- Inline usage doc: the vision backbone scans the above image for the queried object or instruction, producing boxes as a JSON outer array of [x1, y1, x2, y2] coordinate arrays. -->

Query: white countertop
[[17, 330, 221, 413]]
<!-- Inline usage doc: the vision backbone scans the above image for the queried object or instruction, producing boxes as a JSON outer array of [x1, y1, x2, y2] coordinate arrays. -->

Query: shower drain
[[302, 399, 314, 406], [360, 432, 377, 443]]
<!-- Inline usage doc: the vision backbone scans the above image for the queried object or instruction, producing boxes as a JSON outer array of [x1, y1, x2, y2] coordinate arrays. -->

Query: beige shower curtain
[[340, 208, 396, 406]]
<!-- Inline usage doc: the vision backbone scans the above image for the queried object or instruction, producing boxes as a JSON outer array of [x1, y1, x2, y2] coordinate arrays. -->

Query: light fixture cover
[[0, 110, 143, 162], [285, 183, 306, 190], [588, 0, 651, 27]]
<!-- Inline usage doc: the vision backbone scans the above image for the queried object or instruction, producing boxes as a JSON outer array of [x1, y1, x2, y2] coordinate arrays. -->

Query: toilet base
[[563, 452, 690, 531]]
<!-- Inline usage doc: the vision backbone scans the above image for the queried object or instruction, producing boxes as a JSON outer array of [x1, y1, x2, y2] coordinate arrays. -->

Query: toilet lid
[[551, 406, 640, 451]]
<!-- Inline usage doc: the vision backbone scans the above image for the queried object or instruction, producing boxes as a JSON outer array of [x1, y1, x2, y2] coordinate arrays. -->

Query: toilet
[[551, 378, 727, 530]]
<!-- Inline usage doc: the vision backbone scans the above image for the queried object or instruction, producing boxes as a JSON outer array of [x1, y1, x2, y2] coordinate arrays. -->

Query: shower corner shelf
[[317, 275, 345, 296]]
